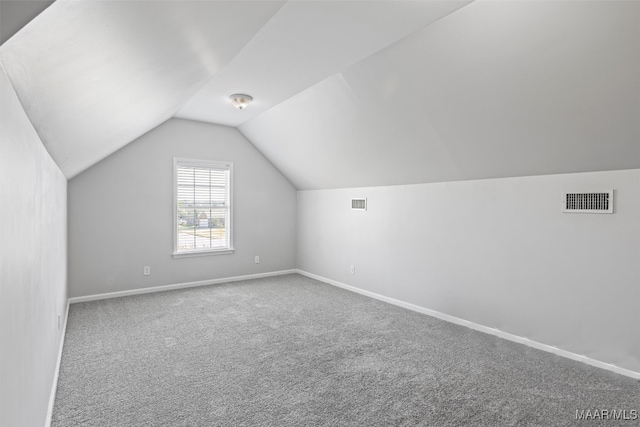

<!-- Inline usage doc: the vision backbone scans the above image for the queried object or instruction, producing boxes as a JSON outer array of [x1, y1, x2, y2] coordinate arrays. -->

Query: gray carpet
[[53, 274, 639, 426]]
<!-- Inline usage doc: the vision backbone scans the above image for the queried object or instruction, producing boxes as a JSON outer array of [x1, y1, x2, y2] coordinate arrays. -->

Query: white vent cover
[[562, 191, 613, 213], [351, 198, 367, 210]]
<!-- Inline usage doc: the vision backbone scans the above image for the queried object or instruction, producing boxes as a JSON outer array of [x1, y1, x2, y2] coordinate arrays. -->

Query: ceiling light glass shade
[[230, 94, 253, 110]]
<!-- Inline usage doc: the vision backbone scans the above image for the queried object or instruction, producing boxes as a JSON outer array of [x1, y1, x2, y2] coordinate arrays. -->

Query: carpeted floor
[[52, 274, 639, 426]]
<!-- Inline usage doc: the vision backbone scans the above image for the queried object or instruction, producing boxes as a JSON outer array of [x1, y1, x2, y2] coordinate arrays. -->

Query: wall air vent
[[351, 198, 367, 211], [562, 191, 613, 213]]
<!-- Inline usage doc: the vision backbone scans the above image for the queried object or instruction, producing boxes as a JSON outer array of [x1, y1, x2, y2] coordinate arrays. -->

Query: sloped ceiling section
[[175, 0, 471, 127], [240, 1, 640, 190], [1, 1, 638, 187], [0, 1, 54, 45], [0, 0, 285, 178]]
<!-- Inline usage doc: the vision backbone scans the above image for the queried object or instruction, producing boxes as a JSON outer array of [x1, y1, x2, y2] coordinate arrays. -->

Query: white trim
[[68, 270, 297, 304], [173, 157, 234, 255], [171, 248, 235, 258], [296, 269, 640, 380], [45, 300, 70, 427]]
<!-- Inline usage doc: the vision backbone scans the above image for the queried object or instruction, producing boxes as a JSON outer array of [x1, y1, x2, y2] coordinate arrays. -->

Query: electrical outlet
[[350, 265, 355, 274], [255, 256, 260, 264], [143, 266, 151, 276]]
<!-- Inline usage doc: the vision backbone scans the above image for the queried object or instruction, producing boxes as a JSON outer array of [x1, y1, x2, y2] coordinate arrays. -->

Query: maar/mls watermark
[[575, 409, 637, 421]]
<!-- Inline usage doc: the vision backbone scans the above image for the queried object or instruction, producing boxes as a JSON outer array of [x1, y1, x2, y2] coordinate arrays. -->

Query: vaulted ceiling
[[1, 0, 638, 189]]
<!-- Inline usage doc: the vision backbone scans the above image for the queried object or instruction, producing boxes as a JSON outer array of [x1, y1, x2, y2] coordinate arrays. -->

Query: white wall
[[297, 169, 640, 374], [0, 65, 68, 426], [68, 118, 296, 298]]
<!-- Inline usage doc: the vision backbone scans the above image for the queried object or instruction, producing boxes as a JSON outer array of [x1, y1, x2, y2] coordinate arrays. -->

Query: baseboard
[[45, 299, 70, 427], [68, 270, 297, 304], [296, 269, 640, 380]]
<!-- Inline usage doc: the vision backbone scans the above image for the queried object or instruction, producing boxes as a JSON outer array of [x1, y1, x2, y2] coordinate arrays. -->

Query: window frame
[[172, 157, 234, 258]]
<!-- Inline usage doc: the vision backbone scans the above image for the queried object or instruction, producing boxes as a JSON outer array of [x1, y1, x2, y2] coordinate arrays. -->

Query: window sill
[[172, 248, 235, 258]]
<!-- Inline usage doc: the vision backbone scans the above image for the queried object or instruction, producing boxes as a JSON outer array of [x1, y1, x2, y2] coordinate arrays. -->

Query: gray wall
[[0, 66, 68, 426], [297, 169, 640, 373], [69, 118, 296, 297]]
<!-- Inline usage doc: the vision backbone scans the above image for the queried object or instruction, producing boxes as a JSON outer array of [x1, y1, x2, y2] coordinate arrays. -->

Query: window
[[173, 158, 233, 257]]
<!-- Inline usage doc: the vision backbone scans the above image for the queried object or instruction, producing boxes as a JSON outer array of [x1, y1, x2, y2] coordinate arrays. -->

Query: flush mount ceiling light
[[230, 94, 253, 110]]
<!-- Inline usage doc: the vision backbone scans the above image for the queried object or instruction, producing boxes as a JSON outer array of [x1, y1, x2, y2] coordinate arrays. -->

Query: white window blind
[[174, 159, 233, 255]]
